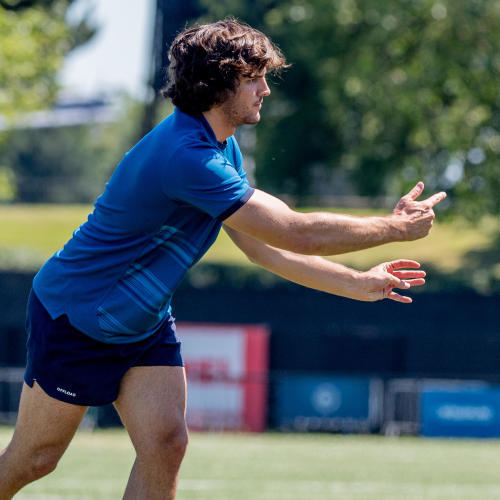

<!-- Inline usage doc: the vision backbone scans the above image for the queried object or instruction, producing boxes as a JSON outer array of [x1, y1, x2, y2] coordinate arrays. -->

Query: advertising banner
[[273, 374, 382, 432], [421, 386, 500, 438], [178, 323, 270, 432]]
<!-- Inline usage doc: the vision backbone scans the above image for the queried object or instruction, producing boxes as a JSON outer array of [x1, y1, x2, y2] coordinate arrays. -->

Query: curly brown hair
[[162, 18, 288, 115]]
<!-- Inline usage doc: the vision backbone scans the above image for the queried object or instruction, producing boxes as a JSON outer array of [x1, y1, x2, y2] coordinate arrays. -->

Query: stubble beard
[[220, 98, 260, 129]]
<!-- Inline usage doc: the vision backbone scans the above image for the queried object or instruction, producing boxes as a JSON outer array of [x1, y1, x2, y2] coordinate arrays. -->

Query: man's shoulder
[[168, 114, 224, 162], [164, 109, 219, 152]]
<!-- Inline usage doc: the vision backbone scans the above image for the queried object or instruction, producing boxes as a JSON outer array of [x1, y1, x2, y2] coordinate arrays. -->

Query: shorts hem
[[24, 372, 117, 407], [135, 361, 184, 367]]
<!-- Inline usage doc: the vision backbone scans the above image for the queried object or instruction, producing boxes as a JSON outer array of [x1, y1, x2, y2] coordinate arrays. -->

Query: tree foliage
[[198, 0, 500, 217], [0, 0, 94, 119], [0, 98, 144, 203], [0, 0, 97, 202], [0, 0, 60, 10]]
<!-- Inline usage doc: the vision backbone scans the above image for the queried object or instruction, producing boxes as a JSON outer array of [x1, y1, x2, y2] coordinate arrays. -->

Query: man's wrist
[[339, 267, 364, 300], [382, 214, 406, 242]]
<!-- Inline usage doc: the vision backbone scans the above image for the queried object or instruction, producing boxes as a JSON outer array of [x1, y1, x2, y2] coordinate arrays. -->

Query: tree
[[0, 0, 62, 9], [0, 0, 96, 201], [197, 0, 500, 217], [0, 98, 144, 203], [141, 0, 205, 135], [0, 0, 94, 119]]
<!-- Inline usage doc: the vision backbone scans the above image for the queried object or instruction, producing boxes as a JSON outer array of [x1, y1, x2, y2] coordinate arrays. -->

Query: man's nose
[[258, 79, 271, 97]]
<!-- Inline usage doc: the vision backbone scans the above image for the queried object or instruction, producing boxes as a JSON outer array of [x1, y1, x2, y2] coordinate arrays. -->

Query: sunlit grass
[[0, 204, 496, 275], [0, 204, 91, 254], [205, 210, 496, 273], [2, 426, 500, 499], [0, 204, 91, 269]]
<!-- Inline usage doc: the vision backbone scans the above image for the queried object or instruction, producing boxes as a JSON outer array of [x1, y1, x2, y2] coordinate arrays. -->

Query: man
[[0, 18, 445, 499]]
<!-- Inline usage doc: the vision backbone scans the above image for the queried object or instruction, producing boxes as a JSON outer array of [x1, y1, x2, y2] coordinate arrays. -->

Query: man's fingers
[[370, 260, 426, 303], [385, 259, 421, 271], [392, 270, 426, 279], [385, 276, 410, 291], [422, 191, 447, 207], [404, 181, 424, 201], [403, 278, 426, 287], [387, 291, 413, 303]]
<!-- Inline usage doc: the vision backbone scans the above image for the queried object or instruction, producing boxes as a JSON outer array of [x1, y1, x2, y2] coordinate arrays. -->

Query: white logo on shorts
[[57, 387, 76, 398]]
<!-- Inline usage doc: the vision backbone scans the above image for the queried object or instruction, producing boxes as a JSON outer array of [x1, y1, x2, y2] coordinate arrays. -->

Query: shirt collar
[[198, 112, 228, 151]]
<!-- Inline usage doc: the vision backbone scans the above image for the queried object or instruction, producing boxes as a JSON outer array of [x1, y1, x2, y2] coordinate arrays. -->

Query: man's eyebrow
[[248, 72, 267, 79]]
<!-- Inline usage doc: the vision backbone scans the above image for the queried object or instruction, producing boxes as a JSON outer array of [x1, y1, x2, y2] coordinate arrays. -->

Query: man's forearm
[[224, 187, 440, 256], [247, 242, 416, 303], [295, 211, 404, 255], [226, 225, 360, 296], [249, 241, 363, 298], [225, 226, 422, 303]]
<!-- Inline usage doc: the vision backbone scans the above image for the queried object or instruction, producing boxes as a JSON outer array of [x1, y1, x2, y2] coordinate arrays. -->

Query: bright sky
[[58, 0, 155, 100]]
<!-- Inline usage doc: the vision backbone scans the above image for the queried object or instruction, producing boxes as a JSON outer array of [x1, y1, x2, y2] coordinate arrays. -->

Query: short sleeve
[[163, 143, 254, 220]]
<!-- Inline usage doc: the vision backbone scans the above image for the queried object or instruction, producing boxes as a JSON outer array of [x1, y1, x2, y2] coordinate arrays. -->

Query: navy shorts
[[24, 291, 183, 407]]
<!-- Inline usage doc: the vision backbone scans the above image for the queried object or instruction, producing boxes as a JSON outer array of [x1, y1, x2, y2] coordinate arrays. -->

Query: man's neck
[[202, 109, 235, 143]]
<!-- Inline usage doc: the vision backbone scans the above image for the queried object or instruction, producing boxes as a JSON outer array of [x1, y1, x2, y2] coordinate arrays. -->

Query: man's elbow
[[244, 250, 260, 265], [238, 243, 266, 266]]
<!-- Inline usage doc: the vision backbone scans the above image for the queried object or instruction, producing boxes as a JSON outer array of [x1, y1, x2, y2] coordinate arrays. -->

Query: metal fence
[[0, 367, 24, 425], [0, 368, 98, 429], [383, 378, 422, 436], [1, 368, 497, 437]]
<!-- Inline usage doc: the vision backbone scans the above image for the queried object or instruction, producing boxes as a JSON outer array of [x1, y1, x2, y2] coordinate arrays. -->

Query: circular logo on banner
[[311, 383, 342, 415]]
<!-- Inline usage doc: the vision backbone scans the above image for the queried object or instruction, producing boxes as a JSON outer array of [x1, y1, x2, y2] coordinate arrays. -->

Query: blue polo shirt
[[33, 109, 254, 343]]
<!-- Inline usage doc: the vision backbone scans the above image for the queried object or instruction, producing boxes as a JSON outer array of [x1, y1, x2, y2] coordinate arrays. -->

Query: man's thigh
[[114, 366, 187, 449], [4, 381, 87, 464]]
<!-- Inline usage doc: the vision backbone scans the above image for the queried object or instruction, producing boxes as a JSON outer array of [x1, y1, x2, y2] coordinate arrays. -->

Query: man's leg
[[0, 382, 87, 499], [114, 366, 188, 500]]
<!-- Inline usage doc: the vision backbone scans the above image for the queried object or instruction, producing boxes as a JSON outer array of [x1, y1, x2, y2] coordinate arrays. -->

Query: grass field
[[0, 204, 497, 276], [2, 427, 500, 499]]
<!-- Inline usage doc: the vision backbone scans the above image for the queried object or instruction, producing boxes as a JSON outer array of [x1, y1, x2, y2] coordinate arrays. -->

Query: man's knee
[[155, 424, 189, 461], [168, 425, 189, 458], [138, 422, 188, 464], [0, 444, 61, 493], [22, 446, 61, 482]]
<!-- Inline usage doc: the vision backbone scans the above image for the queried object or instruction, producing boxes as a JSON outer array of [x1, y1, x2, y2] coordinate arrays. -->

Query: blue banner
[[421, 387, 500, 438], [273, 374, 378, 431]]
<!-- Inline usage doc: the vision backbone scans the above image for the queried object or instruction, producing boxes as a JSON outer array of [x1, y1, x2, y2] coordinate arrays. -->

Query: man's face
[[219, 71, 271, 128]]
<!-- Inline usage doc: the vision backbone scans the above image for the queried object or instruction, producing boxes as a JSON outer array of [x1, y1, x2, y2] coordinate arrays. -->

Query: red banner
[[178, 323, 270, 432]]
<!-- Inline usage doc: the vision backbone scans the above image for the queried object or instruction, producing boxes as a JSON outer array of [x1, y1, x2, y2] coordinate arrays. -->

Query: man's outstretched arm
[[224, 227, 426, 303], [224, 182, 446, 255]]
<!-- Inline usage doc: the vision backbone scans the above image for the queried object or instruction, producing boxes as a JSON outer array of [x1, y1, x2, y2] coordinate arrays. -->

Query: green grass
[[205, 213, 498, 274], [0, 204, 497, 275], [0, 204, 92, 270], [2, 427, 500, 499]]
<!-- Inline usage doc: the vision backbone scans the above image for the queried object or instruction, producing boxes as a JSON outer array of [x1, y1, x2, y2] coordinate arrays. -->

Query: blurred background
[[0, 0, 500, 442]]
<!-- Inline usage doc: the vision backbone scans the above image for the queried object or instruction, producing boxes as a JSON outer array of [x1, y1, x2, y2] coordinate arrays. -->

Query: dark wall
[[172, 285, 500, 379], [1, 272, 499, 379], [0, 272, 32, 366]]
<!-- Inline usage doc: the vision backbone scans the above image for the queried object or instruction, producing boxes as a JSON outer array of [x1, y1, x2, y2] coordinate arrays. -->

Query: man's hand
[[357, 259, 426, 303], [392, 182, 447, 241]]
